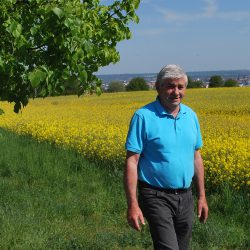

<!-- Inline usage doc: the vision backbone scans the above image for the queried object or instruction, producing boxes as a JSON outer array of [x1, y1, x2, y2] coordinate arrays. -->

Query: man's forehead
[[162, 77, 186, 85]]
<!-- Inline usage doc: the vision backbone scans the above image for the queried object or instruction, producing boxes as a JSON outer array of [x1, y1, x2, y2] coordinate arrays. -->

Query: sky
[[98, 0, 250, 74]]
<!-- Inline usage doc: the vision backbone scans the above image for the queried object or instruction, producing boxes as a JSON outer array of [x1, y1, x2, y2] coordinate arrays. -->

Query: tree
[[209, 75, 224, 88], [63, 76, 80, 95], [107, 81, 125, 92], [187, 76, 203, 88], [0, 0, 140, 113], [224, 78, 238, 87], [126, 77, 149, 91]]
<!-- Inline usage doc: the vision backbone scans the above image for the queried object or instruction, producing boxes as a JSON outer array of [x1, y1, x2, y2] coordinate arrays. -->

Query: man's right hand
[[124, 151, 144, 231], [127, 204, 145, 231]]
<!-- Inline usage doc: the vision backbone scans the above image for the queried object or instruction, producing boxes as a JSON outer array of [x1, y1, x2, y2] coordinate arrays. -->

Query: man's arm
[[194, 150, 209, 223], [123, 150, 145, 231]]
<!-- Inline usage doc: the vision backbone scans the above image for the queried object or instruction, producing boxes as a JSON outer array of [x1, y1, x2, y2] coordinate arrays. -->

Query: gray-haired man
[[124, 64, 208, 249]]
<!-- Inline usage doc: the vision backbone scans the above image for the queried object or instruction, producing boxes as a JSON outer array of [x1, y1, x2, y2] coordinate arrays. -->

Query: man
[[124, 64, 208, 250]]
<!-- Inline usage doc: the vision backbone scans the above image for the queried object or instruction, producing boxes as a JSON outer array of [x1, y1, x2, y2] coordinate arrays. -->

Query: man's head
[[156, 64, 188, 88], [155, 64, 188, 112]]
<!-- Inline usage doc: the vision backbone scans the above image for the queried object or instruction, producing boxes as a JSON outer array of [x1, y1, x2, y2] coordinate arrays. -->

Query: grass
[[0, 128, 249, 249]]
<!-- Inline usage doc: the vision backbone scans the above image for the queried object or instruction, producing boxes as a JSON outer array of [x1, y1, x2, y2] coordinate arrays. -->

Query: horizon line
[[97, 68, 250, 76]]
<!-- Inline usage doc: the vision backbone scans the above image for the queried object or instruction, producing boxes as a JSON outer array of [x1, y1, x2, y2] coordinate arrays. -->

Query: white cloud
[[155, 0, 217, 22], [156, 0, 250, 23]]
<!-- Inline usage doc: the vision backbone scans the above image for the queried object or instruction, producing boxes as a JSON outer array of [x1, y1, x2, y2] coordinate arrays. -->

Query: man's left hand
[[197, 197, 208, 223]]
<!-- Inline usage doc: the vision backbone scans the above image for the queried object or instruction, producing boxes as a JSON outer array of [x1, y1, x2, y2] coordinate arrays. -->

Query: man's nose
[[173, 87, 179, 95]]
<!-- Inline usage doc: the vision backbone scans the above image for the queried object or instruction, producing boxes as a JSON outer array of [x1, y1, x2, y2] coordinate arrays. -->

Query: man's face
[[157, 77, 187, 110]]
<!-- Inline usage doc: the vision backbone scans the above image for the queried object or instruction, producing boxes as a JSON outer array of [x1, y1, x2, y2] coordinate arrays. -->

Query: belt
[[138, 180, 191, 195]]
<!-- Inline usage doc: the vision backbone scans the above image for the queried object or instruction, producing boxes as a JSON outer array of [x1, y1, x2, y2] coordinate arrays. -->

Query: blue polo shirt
[[125, 98, 203, 189]]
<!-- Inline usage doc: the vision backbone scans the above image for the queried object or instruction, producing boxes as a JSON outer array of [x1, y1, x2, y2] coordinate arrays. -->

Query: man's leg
[[138, 188, 179, 250], [174, 191, 194, 250]]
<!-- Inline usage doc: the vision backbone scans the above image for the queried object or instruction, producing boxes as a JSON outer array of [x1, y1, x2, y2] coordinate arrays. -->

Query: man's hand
[[127, 204, 145, 231], [197, 196, 208, 223], [124, 151, 145, 231], [194, 150, 209, 223]]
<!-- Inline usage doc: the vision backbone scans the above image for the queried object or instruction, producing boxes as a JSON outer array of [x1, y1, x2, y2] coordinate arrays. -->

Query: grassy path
[[0, 128, 249, 249]]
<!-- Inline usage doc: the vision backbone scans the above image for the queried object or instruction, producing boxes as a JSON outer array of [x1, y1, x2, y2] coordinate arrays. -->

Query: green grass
[[0, 128, 249, 249]]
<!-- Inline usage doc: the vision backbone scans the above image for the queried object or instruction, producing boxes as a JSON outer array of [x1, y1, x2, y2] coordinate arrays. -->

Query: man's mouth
[[170, 96, 180, 100]]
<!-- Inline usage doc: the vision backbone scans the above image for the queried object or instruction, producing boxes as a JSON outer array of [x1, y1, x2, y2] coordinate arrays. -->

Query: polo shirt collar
[[155, 97, 186, 118]]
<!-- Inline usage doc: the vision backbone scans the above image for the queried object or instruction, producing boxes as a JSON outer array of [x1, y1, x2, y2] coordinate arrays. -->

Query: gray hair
[[156, 64, 188, 86]]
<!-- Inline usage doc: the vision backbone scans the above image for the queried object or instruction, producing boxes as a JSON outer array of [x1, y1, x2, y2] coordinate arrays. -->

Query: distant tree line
[[208, 75, 239, 87], [107, 77, 149, 92], [187, 77, 203, 88], [188, 75, 239, 88], [107, 81, 126, 93], [62, 75, 239, 95]]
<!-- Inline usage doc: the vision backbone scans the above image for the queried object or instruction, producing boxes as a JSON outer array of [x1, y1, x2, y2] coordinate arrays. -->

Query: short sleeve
[[125, 113, 145, 154]]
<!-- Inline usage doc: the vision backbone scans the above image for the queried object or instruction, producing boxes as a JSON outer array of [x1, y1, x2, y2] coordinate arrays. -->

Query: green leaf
[[16, 35, 27, 49], [95, 86, 102, 96], [0, 108, 5, 115], [5, 21, 17, 34], [79, 70, 87, 83], [52, 7, 64, 19], [40, 88, 47, 97], [61, 69, 69, 80], [6, 21, 22, 38], [30, 27, 38, 35], [59, 85, 65, 92], [16, 24, 22, 34], [77, 65, 87, 83], [28, 69, 47, 88], [0, 58, 3, 69], [134, 0, 140, 9], [76, 48, 85, 60], [64, 18, 73, 28], [47, 84, 52, 94], [133, 15, 139, 24]]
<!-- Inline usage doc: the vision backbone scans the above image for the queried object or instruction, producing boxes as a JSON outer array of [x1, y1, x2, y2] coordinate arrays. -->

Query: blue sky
[[98, 0, 250, 74]]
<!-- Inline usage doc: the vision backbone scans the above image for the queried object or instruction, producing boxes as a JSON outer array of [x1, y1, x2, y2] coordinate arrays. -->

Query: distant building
[[238, 76, 250, 86], [147, 81, 156, 89]]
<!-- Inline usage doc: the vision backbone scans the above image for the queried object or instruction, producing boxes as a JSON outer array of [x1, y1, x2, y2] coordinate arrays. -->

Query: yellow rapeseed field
[[0, 87, 249, 191]]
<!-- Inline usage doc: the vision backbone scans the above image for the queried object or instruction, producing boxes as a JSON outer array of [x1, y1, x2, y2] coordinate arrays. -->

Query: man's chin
[[169, 100, 180, 106]]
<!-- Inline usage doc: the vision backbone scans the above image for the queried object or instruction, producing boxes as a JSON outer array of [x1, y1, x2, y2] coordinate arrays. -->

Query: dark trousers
[[138, 183, 194, 250]]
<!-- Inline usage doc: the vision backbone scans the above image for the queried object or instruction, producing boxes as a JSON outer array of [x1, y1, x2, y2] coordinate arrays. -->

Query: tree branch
[[28, 44, 47, 51], [102, 7, 122, 24]]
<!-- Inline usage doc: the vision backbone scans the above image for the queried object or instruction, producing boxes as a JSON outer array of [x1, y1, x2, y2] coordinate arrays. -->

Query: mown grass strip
[[0, 128, 249, 249]]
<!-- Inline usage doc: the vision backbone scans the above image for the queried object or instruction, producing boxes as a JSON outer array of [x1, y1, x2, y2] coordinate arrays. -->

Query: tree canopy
[[224, 78, 239, 87], [107, 81, 125, 92], [209, 75, 224, 88], [187, 76, 203, 88], [0, 0, 140, 113], [126, 77, 149, 91]]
